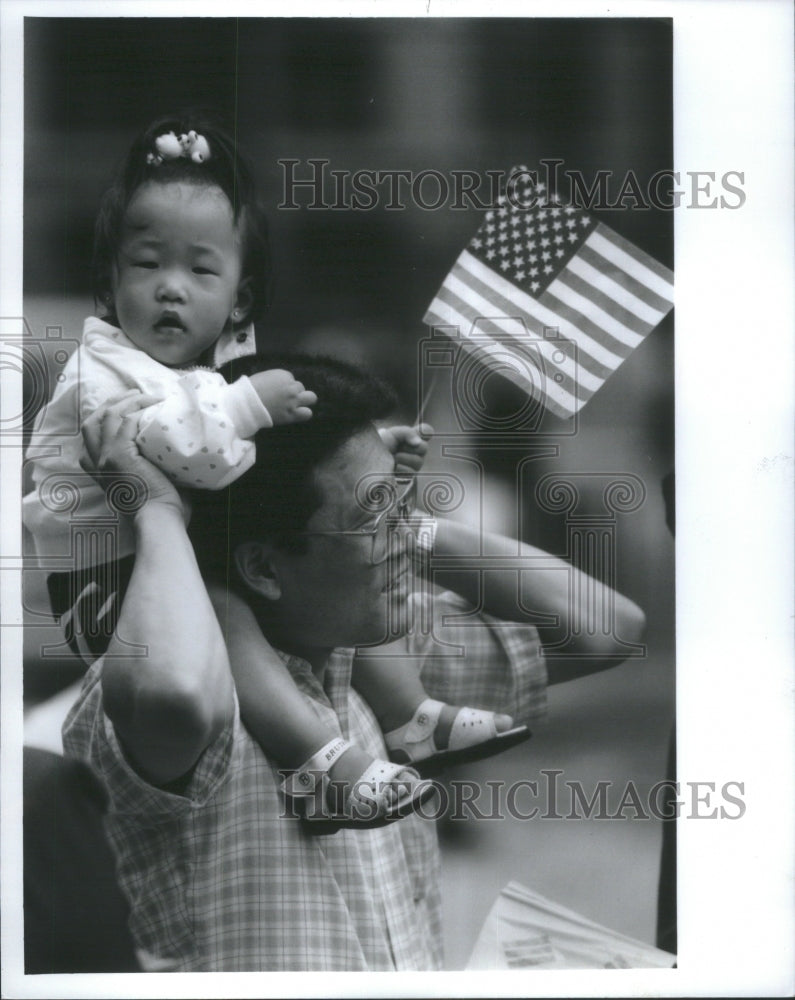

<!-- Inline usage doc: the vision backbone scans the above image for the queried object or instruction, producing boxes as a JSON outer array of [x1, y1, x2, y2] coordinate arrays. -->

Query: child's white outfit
[[23, 316, 266, 564]]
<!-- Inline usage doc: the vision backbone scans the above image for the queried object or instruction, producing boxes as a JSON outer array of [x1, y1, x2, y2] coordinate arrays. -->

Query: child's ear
[[234, 541, 281, 601], [231, 279, 254, 327], [99, 280, 115, 313]]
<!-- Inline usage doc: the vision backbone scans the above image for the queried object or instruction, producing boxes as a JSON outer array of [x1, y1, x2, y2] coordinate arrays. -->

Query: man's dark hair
[[188, 353, 398, 587], [92, 111, 272, 326]]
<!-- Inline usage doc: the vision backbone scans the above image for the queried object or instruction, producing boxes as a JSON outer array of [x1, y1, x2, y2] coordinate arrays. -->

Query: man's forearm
[[102, 502, 234, 784], [431, 517, 646, 676]]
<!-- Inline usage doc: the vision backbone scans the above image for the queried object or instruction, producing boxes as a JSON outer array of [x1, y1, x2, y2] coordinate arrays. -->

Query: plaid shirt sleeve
[[408, 588, 548, 725], [62, 659, 238, 819]]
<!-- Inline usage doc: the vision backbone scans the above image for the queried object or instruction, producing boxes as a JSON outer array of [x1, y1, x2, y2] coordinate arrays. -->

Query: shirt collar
[[83, 315, 129, 342], [213, 324, 257, 367]]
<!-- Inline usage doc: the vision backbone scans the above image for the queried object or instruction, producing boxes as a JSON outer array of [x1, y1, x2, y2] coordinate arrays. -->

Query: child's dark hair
[[92, 113, 271, 327]]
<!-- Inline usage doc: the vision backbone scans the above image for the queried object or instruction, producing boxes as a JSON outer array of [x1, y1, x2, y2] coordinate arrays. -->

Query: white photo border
[[1, 1, 792, 997]]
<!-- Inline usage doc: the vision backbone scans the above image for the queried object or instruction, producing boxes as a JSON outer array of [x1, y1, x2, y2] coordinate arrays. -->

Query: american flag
[[423, 166, 674, 419]]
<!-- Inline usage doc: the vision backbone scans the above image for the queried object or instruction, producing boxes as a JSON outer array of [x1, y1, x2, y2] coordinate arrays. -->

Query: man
[[63, 355, 645, 971]]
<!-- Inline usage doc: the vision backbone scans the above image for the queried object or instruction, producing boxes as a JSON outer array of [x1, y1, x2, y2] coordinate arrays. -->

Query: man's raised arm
[[430, 517, 646, 683], [82, 396, 234, 785]]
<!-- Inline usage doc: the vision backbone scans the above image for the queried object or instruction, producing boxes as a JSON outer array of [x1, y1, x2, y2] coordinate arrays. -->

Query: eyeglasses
[[297, 476, 418, 565]]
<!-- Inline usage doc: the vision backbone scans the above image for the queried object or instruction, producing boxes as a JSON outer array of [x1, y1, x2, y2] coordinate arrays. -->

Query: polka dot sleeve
[[135, 372, 273, 490]]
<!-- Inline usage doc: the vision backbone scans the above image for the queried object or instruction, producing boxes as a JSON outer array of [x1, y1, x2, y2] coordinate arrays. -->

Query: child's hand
[[250, 369, 317, 425], [378, 423, 433, 474]]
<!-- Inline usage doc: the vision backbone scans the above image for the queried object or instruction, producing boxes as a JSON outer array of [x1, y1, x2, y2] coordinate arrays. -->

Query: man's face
[[265, 427, 415, 651]]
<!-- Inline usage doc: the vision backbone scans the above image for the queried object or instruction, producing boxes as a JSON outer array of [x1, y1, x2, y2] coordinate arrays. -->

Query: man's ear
[[233, 541, 281, 601]]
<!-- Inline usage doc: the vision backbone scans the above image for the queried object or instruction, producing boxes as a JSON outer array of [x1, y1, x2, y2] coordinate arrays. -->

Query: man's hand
[[80, 393, 184, 516], [249, 369, 317, 425], [378, 423, 433, 474]]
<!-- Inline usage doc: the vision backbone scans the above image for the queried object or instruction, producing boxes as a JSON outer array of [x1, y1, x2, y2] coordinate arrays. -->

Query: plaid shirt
[[62, 590, 547, 971]]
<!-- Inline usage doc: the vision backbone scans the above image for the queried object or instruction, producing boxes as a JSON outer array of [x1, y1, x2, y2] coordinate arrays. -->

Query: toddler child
[[24, 115, 524, 830]]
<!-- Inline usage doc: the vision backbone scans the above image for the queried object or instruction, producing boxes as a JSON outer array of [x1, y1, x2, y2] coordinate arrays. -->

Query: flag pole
[[417, 369, 438, 428]]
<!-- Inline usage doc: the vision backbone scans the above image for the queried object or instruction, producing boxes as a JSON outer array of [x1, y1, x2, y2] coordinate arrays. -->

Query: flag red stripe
[[539, 284, 638, 359], [554, 268, 653, 336], [591, 224, 674, 295], [577, 243, 673, 314]]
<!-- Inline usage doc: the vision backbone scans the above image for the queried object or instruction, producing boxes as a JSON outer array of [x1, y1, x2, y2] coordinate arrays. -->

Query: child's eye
[[133, 260, 158, 269], [193, 267, 217, 276]]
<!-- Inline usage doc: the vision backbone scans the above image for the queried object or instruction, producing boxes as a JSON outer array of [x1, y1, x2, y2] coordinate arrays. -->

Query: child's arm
[[134, 371, 270, 490], [134, 369, 315, 491], [205, 583, 338, 769]]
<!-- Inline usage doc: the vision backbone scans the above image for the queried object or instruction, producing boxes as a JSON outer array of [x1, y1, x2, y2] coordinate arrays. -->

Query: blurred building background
[[22, 16, 675, 969]]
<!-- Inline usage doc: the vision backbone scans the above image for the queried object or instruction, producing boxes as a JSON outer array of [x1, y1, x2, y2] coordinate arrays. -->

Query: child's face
[[112, 181, 249, 367]]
